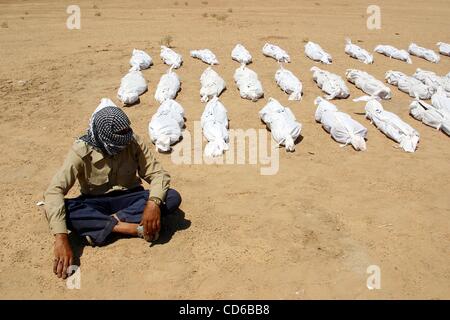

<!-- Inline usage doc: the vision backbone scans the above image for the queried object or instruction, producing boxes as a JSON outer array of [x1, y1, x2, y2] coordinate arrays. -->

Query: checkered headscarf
[[80, 106, 133, 156]]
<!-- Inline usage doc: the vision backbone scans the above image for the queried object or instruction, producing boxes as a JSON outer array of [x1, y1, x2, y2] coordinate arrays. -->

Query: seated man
[[44, 103, 181, 279]]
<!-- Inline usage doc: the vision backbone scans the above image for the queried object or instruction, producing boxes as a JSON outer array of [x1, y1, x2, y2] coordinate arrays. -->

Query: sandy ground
[[0, 0, 449, 299]]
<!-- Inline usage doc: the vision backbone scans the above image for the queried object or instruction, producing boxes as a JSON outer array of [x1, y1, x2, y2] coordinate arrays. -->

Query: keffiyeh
[[80, 106, 133, 156]]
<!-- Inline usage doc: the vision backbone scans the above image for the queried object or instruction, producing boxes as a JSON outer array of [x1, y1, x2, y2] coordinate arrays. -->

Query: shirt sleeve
[[43, 147, 83, 235], [135, 135, 171, 201]]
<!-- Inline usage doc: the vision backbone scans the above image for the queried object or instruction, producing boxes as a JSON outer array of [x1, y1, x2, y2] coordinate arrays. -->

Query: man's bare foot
[[112, 215, 139, 236]]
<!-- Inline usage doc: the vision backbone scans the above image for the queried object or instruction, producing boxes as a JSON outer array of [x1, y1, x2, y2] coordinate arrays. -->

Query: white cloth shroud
[[160, 46, 183, 69], [374, 45, 412, 64], [117, 67, 148, 104], [354, 96, 420, 152], [275, 65, 302, 101], [262, 43, 290, 63], [408, 43, 440, 63], [412, 68, 450, 97], [431, 87, 450, 114], [233, 64, 264, 101], [231, 44, 252, 65], [190, 49, 219, 65], [154, 67, 181, 103], [201, 96, 229, 157], [129, 49, 153, 70], [311, 66, 350, 100], [304, 41, 332, 64], [437, 42, 450, 56], [259, 98, 302, 152], [385, 70, 434, 100], [314, 97, 367, 150], [346, 69, 392, 100], [148, 99, 185, 152], [410, 99, 450, 136], [344, 39, 373, 64], [200, 67, 226, 102]]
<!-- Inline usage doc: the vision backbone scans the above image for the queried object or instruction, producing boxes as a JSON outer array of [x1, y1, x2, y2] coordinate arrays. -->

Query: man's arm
[[44, 146, 83, 279], [134, 135, 170, 240]]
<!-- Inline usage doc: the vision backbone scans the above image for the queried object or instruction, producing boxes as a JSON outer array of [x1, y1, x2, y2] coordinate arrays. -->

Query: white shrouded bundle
[[233, 64, 264, 101], [200, 67, 226, 102], [129, 49, 153, 70], [431, 87, 450, 113], [314, 97, 367, 151], [160, 46, 183, 69], [190, 49, 219, 65], [154, 67, 181, 103], [374, 45, 412, 64], [148, 100, 185, 152], [412, 68, 450, 97], [346, 69, 392, 100], [385, 70, 434, 100], [354, 96, 420, 153], [231, 44, 252, 65], [117, 67, 148, 105], [437, 42, 450, 56], [201, 96, 229, 157], [311, 66, 350, 100], [344, 39, 373, 64], [446, 73, 450, 80], [274, 65, 302, 101], [408, 43, 440, 64], [304, 41, 332, 64], [262, 43, 290, 63], [259, 98, 302, 152], [410, 99, 450, 136]]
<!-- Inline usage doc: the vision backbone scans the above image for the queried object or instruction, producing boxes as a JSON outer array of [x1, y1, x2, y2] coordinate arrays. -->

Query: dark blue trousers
[[65, 187, 181, 245]]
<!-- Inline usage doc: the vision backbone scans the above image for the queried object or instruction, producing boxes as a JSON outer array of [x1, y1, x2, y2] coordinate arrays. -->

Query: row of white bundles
[[200, 67, 226, 102], [311, 66, 350, 100], [160, 46, 183, 69], [190, 49, 219, 65], [148, 99, 185, 152], [413, 68, 450, 97], [259, 98, 302, 152], [201, 96, 229, 157], [344, 39, 374, 64], [437, 42, 450, 56], [314, 97, 367, 151], [354, 96, 420, 153], [408, 43, 440, 64], [233, 64, 264, 101], [346, 69, 392, 100], [117, 66, 148, 104], [129, 49, 153, 70], [374, 45, 412, 64], [385, 70, 434, 100], [410, 98, 450, 137], [231, 44, 252, 65], [275, 65, 302, 101], [304, 41, 332, 64], [262, 43, 291, 63], [154, 67, 181, 103]]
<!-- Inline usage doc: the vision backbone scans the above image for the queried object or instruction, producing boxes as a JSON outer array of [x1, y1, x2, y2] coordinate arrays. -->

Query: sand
[[0, 0, 449, 299]]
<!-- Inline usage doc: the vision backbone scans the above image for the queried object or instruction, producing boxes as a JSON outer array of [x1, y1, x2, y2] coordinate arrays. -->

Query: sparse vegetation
[[95, 12, 101, 17], [302, 37, 309, 43], [93, 4, 98, 9], [202, 12, 208, 18], [1, 22, 8, 28], [185, 1, 189, 5], [160, 35, 174, 48], [228, 8, 233, 13], [215, 14, 228, 21]]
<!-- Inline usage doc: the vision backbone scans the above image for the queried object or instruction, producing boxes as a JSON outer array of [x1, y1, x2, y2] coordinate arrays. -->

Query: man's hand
[[53, 233, 73, 279], [140, 200, 161, 241]]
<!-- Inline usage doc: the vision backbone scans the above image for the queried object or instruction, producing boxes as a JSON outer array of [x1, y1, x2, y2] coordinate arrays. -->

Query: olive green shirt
[[44, 134, 170, 235]]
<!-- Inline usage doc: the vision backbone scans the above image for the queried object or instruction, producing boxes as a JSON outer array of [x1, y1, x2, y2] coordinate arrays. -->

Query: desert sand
[[0, 0, 449, 299]]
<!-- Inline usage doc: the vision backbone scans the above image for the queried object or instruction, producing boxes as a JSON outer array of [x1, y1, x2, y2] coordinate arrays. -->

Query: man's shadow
[[68, 209, 191, 265]]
